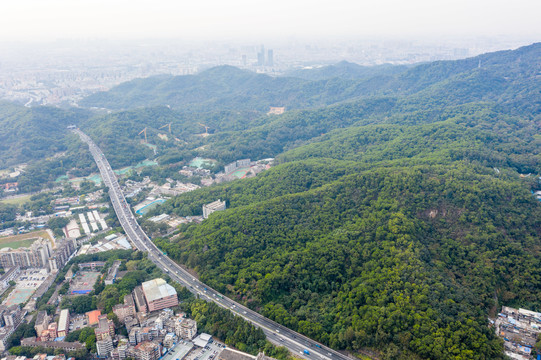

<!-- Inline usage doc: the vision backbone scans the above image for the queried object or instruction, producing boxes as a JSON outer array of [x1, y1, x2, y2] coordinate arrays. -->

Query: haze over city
[[1, 0, 540, 41]]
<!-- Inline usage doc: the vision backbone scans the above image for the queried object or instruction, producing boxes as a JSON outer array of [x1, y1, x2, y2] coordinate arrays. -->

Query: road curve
[[73, 129, 358, 360]]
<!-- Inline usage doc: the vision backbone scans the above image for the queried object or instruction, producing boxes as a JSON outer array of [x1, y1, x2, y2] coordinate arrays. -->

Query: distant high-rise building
[[133, 286, 148, 314], [35, 310, 50, 337], [179, 319, 197, 339], [113, 294, 136, 322], [242, 55, 247, 66], [48, 238, 76, 272], [257, 45, 265, 66], [95, 315, 115, 340], [266, 49, 274, 67], [2, 305, 25, 327]]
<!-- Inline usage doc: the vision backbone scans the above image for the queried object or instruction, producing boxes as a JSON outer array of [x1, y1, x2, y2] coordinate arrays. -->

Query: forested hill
[[80, 42, 540, 113], [79, 66, 335, 111], [68, 43, 541, 171], [157, 163, 540, 359], [144, 43, 541, 360], [0, 102, 91, 168]]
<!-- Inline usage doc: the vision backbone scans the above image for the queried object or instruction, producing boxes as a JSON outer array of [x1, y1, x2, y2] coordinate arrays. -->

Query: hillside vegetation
[[75, 43, 541, 168], [157, 163, 540, 359], [142, 44, 541, 360], [0, 102, 90, 168]]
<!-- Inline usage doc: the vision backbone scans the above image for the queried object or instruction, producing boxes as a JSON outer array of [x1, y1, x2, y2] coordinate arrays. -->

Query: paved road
[[73, 129, 356, 360]]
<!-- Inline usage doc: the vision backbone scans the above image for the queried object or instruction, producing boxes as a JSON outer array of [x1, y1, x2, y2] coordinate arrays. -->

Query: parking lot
[[69, 314, 87, 331], [190, 342, 224, 360], [17, 268, 48, 288]]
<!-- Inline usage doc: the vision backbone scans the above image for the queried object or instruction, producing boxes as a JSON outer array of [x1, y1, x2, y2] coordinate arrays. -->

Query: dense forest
[[154, 163, 540, 359]]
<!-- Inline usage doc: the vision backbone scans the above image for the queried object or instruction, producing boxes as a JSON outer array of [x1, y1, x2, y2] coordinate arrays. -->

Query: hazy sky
[[1, 0, 540, 42]]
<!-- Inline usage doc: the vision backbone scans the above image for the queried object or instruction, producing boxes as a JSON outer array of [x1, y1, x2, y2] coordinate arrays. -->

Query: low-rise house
[[20, 337, 86, 352]]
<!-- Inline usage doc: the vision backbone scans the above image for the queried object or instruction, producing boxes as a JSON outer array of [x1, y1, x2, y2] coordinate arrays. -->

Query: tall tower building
[[257, 45, 265, 66], [266, 49, 274, 67]]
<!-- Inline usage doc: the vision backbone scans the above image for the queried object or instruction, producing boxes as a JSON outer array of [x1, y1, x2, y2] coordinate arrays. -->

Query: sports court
[[230, 168, 251, 179], [135, 199, 166, 215], [3, 288, 35, 306], [0, 231, 54, 250], [189, 157, 216, 169]]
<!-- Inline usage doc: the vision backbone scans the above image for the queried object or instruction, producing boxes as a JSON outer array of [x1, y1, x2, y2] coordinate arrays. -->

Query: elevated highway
[[73, 129, 357, 360]]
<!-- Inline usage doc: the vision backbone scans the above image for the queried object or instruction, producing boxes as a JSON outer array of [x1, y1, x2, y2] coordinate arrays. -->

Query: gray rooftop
[[219, 349, 255, 360]]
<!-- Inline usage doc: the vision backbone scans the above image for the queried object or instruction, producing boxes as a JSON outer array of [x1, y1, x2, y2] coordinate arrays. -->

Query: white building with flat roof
[[57, 309, 70, 337], [202, 200, 226, 219]]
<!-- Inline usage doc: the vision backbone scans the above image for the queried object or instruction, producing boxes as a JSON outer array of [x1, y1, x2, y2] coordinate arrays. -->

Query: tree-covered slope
[[80, 65, 363, 111], [0, 102, 91, 168], [156, 163, 540, 359], [279, 104, 541, 173]]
